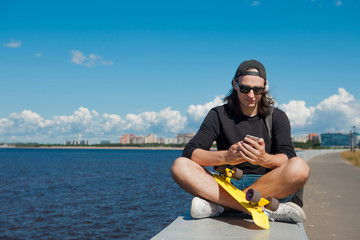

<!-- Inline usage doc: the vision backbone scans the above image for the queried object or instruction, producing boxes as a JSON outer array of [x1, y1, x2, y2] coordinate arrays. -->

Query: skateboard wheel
[[246, 189, 261, 204], [265, 197, 280, 211], [214, 165, 227, 174], [231, 167, 243, 180]]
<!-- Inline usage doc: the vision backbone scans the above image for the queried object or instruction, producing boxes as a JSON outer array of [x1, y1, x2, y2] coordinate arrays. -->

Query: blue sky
[[1, 0, 360, 143]]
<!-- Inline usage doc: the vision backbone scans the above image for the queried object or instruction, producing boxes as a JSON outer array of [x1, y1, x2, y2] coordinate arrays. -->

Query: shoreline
[[4, 146, 311, 151], [10, 146, 185, 150]]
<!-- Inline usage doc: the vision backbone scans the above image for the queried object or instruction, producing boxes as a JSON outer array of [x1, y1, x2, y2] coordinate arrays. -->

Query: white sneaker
[[264, 202, 307, 223], [190, 197, 224, 219]]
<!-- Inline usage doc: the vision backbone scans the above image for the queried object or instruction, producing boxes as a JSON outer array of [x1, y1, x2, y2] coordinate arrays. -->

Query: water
[[0, 148, 192, 239]]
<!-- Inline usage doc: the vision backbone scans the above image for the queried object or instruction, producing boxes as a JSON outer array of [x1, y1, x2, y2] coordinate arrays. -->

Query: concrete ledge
[[152, 150, 345, 239], [152, 211, 308, 240]]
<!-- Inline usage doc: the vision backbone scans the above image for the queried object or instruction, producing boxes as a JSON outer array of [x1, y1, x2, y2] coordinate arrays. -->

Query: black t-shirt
[[182, 104, 296, 175]]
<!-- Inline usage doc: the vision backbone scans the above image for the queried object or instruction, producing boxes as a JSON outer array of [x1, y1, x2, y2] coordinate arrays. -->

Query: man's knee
[[286, 157, 310, 185], [171, 157, 192, 182]]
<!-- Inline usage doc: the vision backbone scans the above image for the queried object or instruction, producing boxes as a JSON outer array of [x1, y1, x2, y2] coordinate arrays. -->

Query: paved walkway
[[303, 151, 360, 239]]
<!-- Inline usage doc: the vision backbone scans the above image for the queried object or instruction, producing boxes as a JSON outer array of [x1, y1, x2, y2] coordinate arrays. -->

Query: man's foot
[[190, 197, 224, 219], [264, 202, 307, 223]]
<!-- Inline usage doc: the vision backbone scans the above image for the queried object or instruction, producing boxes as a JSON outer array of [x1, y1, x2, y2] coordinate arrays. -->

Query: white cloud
[[312, 0, 342, 7], [53, 107, 100, 134], [102, 113, 126, 132], [0, 108, 102, 143], [71, 50, 87, 65], [1, 89, 359, 143], [279, 101, 314, 128], [70, 50, 114, 67], [0, 118, 13, 130], [335, 1, 342, 6], [0, 107, 186, 143], [280, 88, 360, 135], [187, 95, 224, 122], [124, 107, 186, 134], [4, 38, 21, 48], [251, 1, 261, 6], [101, 59, 114, 65]]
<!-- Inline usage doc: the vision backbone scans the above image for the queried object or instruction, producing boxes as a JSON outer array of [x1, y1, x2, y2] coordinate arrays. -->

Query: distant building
[[177, 133, 196, 144], [161, 138, 177, 144], [131, 136, 145, 144], [64, 140, 89, 145], [320, 133, 350, 147], [144, 134, 157, 144], [120, 133, 194, 145], [308, 133, 320, 142], [120, 134, 136, 144], [0, 143, 15, 148], [128, 134, 157, 144], [78, 140, 89, 145], [292, 136, 307, 143], [100, 140, 111, 144]]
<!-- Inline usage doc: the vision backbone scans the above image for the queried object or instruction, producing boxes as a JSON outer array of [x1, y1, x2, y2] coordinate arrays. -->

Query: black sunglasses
[[237, 83, 265, 95]]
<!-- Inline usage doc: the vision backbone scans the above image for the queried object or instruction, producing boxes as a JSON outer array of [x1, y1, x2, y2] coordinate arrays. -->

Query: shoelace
[[267, 209, 295, 222], [202, 200, 220, 214]]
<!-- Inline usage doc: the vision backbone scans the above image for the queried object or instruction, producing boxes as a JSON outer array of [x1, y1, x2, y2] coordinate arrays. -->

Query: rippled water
[[0, 148, 192, 239]]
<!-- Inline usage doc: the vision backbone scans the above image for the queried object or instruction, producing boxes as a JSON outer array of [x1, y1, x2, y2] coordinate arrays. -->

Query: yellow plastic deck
[[214, 173, 270, 229]]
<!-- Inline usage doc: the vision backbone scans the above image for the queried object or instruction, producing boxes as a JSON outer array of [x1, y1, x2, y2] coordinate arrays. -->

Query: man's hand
[[236, 136, 270, 167], [223, 142, 247, 165]]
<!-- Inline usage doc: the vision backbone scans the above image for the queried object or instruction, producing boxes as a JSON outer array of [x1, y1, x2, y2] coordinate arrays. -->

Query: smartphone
[[245, 135, 259, 142]]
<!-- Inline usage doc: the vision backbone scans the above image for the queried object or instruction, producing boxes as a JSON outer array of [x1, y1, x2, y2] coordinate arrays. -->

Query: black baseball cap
[[234, 59, 266, 80]]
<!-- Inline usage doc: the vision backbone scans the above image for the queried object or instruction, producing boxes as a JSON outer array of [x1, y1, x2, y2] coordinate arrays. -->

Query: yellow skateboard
[[213, 166, 279, 230]]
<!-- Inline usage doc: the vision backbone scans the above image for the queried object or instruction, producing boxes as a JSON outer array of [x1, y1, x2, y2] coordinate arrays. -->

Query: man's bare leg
[[171, 156, 309, 214], [243, 157, 310, 199], [171, 157, 249, 213]]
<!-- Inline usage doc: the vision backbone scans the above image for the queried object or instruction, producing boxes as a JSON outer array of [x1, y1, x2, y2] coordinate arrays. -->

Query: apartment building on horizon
[[120, 134, 136, 144], [119, 133, 196, 145], [64, 140, 89, 145], [176, 133, 196, 144], [292, 133, 320, 143]]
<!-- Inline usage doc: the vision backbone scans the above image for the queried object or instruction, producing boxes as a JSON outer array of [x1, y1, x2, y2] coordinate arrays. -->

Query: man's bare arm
[[191, 143, 247, 167]]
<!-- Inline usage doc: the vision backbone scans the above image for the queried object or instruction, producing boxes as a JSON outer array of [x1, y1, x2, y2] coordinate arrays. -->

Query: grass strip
[[341, 150, 360, 168]]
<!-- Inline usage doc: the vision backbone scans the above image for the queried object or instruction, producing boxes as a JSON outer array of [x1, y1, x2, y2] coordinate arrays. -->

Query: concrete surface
[[152, 211, 307, 240], [303, 151, 360, 240]]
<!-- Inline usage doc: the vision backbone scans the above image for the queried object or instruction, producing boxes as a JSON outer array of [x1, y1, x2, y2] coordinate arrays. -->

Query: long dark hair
[[223, 78, 275, 118]]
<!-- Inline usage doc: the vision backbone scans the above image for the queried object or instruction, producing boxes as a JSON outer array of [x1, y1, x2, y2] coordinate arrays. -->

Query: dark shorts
[[230, 174, 295, 203]]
